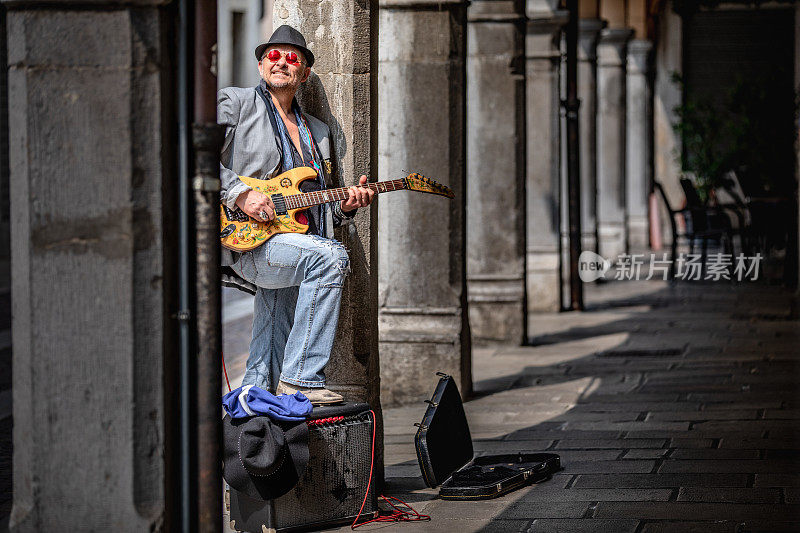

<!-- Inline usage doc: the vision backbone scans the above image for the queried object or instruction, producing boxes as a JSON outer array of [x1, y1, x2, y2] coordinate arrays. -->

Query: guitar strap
[[303, 119, 333, 187], [256, 83, 286, 174], [256, 84, 336, 236], [303, 122, 336, 236]]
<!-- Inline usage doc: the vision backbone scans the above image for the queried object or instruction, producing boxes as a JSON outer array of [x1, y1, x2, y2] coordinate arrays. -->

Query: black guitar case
[[414, 373, 562, 500]]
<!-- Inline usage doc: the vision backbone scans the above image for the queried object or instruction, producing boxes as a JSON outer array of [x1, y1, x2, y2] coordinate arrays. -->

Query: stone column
[[525, 7, 568, 313], [0, 6, 7, 266], [378, 0, 471, 405], [8, 4, 174, 531], [578, 18, 605, 253], [653, 6, 682, 236], [625, 39, 653, 250], [217, 0, 263, 88], [274, 0, 380, 424], [596, 28, 633, 259], [466, 0, 526, 344]]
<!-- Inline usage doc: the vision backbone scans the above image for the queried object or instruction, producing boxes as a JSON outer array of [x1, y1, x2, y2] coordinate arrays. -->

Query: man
[[218, 25, 375, 405]]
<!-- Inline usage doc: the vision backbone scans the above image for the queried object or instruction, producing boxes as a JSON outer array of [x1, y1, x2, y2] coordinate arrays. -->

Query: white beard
[[267, 78, 292, 90]]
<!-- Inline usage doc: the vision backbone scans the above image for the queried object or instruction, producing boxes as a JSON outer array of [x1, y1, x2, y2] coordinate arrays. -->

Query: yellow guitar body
[[219, 167, 316, 252], [221, 167, 452, 252]]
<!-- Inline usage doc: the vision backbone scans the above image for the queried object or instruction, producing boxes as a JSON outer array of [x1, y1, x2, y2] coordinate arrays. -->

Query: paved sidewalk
[[327, 280, 800, 532]]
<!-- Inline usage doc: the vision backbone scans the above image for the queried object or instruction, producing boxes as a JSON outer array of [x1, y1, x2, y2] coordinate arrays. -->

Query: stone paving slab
[[571, 473, 752, 488], [622, 449, 670, 459], [638, 522, 739, 533], [647, 410, 760, 421], [676, 487, 782, 503], [516, 488, 673, 502], [555, 438, 668, 449], [753, 473, 800, 487], [593, 502, 800, 521], [527, 519, 640, 532], [668, 437, 716, 448], [668, 449, 761, 460], [658, 459, 800, 474]]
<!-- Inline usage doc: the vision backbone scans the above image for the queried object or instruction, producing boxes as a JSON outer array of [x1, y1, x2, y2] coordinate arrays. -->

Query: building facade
[[2, 0, 799, 528]]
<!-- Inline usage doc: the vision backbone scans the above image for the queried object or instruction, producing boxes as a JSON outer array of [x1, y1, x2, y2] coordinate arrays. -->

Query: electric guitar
[[220, 167, 454, 252]]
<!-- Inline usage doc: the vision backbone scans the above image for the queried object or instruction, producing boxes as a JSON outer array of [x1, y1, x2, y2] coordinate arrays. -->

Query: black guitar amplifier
[[228, 403, 378, 533]]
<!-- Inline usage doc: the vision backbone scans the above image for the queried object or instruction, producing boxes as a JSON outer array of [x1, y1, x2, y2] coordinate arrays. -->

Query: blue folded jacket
[[222, 385, 313, 421]]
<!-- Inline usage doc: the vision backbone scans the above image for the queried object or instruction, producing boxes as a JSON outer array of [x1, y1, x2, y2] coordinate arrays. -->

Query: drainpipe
[[564, 0, 584, 310], [176, 0, 197, 527]]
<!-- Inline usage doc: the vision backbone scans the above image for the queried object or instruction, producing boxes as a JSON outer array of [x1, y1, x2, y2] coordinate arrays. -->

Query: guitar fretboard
[[283, 179, 407, 210]]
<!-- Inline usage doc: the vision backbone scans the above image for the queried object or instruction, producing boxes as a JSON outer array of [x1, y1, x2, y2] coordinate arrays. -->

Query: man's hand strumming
[[341, 175, 376, 212], [236, 189, 276, 222]]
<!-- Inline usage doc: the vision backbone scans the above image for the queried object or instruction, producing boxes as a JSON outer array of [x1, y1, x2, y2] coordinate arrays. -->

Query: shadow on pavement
[[376, 281, 800, 533]]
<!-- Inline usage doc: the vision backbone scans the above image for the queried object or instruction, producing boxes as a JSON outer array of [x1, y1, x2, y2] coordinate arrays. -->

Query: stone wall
[[8, 4, 175, 530]]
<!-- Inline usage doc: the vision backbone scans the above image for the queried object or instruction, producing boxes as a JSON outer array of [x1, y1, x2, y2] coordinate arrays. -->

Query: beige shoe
[[276, 380, 344, 406]]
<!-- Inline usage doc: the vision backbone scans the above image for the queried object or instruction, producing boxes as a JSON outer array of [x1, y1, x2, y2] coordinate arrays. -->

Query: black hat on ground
[[222, 414, 310, 500], [255, 24, 315, 67]]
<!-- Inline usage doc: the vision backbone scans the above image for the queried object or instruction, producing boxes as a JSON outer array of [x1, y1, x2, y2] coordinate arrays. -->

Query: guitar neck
[[283, 178, 407, 210]]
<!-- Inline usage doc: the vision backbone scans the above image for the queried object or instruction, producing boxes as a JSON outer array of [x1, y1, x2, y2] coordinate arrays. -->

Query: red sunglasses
[[264, 49, 304, 66]]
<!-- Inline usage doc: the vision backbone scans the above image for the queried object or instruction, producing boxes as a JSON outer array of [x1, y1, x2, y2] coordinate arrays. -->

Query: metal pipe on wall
[[176, 0, 197, 528], [564, 0, 584, 310]]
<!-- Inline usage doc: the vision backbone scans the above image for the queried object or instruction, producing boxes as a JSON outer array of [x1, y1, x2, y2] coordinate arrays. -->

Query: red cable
[[221, 351, 231, 392], [351, 411, 431, 529], [351, 410, 377, 528]]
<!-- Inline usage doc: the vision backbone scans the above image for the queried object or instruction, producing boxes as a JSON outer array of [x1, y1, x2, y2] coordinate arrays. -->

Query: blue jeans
[[231, 233, 349, 391]]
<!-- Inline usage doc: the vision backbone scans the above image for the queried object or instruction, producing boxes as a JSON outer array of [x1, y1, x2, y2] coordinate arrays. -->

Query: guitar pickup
[[220, 224, 236, 238], [271, 194, 288, 216], [223, 205, 250, 222]]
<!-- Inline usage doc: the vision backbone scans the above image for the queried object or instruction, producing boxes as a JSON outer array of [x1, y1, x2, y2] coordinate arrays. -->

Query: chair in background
[[714, 170, 752, 255], [654, 181, 738, 281]]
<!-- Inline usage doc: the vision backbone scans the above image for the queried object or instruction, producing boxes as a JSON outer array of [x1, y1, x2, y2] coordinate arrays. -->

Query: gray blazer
[[218, 85, 350, 292]]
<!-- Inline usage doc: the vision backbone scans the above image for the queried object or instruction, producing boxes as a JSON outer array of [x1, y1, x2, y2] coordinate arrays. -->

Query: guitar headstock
[[404, 173, 454, 199]]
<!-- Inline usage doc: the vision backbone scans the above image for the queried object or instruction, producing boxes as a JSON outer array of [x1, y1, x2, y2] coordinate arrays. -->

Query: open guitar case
[[414, 373, 562, 500]]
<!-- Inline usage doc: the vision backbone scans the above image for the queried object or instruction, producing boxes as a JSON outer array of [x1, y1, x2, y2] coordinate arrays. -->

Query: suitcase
[[415, 373, 562, 500], [228, 402, 378, 532]]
